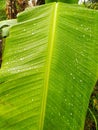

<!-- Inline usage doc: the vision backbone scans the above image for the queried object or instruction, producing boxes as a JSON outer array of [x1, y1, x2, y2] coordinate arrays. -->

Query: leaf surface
[[0, 3, 98, 130]]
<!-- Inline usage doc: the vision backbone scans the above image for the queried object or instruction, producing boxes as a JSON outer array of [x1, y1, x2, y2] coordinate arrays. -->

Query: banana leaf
[[0, 19, 17, 37], [0, 2, 98, 130]]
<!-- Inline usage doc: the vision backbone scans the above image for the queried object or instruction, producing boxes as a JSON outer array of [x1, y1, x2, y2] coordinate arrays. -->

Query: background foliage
[[0, 0, 6, 21]]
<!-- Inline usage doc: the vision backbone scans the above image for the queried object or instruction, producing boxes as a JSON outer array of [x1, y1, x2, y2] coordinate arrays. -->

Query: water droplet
[[51, 112, 53, 115], [70, 73, 72, 76], [80, 52, 85, 56], [75, 58, 78, 63], [58, 91, 61, 94], [83, 34, 85, 38], [81, 24, 83, 27], [67, 119, 69, 123], [86, 28, 89, 31], [79, 94, 82, 97], [58, 112, 61, 116], [54, 106, 57, 110], [17, 69, 20, 72], [8, 69, 10, 72], [71, 104, 74, 107], [23, 29, 26, 31], [73, 125, 76, 128], [48, 105, 51, 108], [89, 72, 91, 75], [90, 34, 92, 38], [78, 110, 81, 113], [71, 95, 74, 98], [32, 99, 34, 102], [23, 48, 27, 51], [69, 103, 71, 105], [80, 79, 82, 82], [32, 32, 34, 35], [65, 99, 67, 102], [73, 77, 75, 79], [70, 113, 73, 115], [20, 58, 24, 61], [12, 68, 16, 71], [33, 66, 37, 69]]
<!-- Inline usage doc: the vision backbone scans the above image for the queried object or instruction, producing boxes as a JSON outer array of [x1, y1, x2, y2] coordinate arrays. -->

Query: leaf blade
[[0, 3, 98, 130]]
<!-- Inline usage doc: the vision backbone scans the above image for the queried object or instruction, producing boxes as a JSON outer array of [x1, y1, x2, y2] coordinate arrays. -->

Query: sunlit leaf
[[0, 2, 98, 130]]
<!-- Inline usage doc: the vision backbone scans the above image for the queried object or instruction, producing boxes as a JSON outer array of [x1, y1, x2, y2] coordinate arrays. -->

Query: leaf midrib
[[39, 2, 58, 130]]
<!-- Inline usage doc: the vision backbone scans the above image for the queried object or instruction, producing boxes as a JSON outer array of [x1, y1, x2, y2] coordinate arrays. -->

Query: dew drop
[[12, 68, 16, 71], [58, 112, 61, 116], [33, 66, 37, 69], [90, 34, 92, 38], [32, 32, 34, 35], [80, 79, 82, 82], [71, 95, 74, 98], [23, 29, 26, 31], [48, 105, 51, 108], [20, 58, 24, 61], [64, 99, 67, 102], [70, 113, 73, 115], [75, 58, 78, 63], [17, 69, 20, 72], [73, 77, 75, 79], [86, 28, 89, 31], [69, 103, 71, 105], [80, 52, 85, 56], [51, 112, 53, 115], [79, 94, 82, 97], [58, 91, 61, 94], [73, 125, 76, 128], [71, 104, 74, 107], [23, 48, 27, 51], [78, 110, 81, 113], [83, 34, 85, 38], [8, 69, 10, 72], [70, 73, 72, 76], [67, 119, 69, 123], [76, 27, 78, 30]]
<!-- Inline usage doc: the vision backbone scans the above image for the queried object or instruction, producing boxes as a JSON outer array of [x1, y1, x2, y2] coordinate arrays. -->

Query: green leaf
[[0, 2, 98, 130], [0, 19, 17, 37], [0, 19, 17, 28]]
